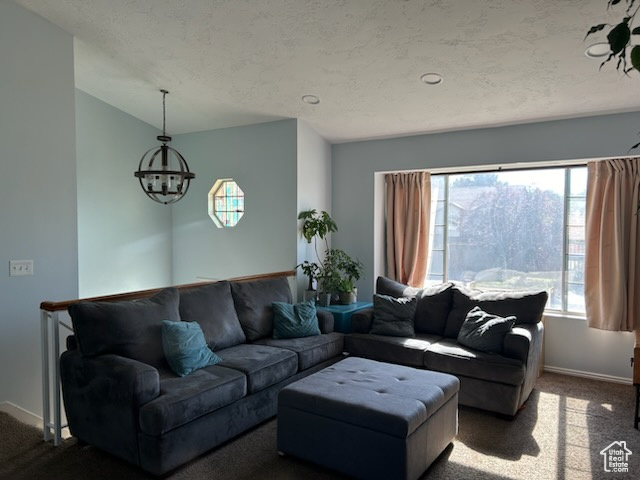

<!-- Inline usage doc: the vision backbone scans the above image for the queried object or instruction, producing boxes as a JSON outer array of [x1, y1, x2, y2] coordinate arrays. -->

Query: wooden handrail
[[40, 270, 296, 312]]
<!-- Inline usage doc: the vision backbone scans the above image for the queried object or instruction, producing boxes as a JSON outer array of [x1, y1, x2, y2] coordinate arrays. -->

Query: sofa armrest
[[351, 308, 374, 333], [317, 309, 334, 333], [60, 349, 160, 464], [503, 325, 533, 363], [504, 321, 544, 409], [503, 323, 543, 363]]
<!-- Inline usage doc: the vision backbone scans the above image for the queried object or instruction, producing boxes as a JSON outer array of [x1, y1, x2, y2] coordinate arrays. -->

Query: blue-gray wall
[[296, 120, 332, 299], [75, 90, 172, 297], [0, 1, 78, 417], [171, 119, 299, 284], [332, 112, 640, 381]]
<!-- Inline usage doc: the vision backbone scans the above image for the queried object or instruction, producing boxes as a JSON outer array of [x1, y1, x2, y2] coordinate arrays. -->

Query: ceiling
[[13, 0, 640, 143]]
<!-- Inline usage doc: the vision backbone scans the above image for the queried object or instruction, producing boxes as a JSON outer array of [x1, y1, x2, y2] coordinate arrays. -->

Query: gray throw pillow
[[179, 281, 246, 350], [68, 287, 180, 368], [370, 294, 417, 337], [457, 306, 516, 354]]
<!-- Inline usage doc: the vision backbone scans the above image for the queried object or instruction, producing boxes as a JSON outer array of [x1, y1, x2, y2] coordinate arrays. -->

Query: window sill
[[543, 311, 586, 321]]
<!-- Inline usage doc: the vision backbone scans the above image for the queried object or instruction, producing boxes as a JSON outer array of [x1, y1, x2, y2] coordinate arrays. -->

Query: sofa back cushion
[[444, 286, 548, 338], [376, 276, 421, 298], [179, 281, 246, 350], [375, 276, 453, 336], [230, 276, 293, 341], [68, 287, 180, 368], [414, 283, 454, 335]]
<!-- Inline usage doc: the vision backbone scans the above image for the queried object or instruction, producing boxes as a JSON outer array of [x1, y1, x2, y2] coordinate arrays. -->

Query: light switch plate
[[9, 260, 33, 276]]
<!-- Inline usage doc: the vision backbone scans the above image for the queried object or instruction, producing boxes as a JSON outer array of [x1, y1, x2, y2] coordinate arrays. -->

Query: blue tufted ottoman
[[277, 357, 459, 480]]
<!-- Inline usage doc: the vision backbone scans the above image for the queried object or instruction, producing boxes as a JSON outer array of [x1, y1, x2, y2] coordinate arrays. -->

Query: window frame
[[422, 162, 587, 316]]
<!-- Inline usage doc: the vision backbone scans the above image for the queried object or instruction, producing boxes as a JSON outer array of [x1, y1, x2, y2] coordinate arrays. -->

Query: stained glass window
[[208, 179, 244, 228]]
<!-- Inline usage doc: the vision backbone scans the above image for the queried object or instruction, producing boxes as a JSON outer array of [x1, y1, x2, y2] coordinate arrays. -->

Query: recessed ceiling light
[[420, 73, 443, 85], [585, 42, 611, 59], [302, 95, 320, 105]]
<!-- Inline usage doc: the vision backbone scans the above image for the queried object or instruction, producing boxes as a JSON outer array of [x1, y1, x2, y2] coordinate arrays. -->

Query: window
[[208, 178, 244, 228], [426, 167, 586, 314]]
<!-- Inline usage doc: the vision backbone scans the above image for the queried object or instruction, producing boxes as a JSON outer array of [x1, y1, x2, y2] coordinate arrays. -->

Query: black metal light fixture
[[135, 89, 195, 204]]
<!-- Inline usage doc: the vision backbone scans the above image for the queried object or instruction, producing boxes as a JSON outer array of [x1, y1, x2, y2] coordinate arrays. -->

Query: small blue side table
[[318, 301, 373, 333]]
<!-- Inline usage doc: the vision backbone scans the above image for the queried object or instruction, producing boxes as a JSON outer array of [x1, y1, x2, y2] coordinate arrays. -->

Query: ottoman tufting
[[277, 357, 459, 480]]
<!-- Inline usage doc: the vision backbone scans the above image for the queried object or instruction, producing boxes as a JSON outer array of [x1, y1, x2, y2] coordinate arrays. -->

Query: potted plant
[[322, 248, 364, 305], [297, 209, 338, 303], [297, 260, 320, 302]]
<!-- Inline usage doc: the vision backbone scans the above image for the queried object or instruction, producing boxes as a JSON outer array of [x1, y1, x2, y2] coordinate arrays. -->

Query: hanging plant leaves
[[585, 23, 608, 39], [607, 19, 631, 54], [632, 45, 640, 71]]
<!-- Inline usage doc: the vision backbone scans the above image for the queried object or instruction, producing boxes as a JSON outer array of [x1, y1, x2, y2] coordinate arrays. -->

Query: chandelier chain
[[161, 89, 168, 139]]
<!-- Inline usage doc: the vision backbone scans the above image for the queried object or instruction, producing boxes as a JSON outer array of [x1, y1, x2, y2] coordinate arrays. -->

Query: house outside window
[[426, 167, 586, 314]]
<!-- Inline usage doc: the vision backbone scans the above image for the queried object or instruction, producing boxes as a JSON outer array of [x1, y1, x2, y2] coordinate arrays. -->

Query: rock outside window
[[208, 179, 244, 228]]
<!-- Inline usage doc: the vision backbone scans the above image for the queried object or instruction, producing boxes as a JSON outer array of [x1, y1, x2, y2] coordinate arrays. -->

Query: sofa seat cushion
[[344, 333, 442, 368], [216, 344, 298, 393], [138, 365, 246, 436], [424, 339, 526, 386], [179, 281, 246, 350], [253, 332, 344, 371]]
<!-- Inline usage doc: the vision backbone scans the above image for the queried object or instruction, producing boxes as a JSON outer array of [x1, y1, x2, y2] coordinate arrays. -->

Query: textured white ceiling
[[13, 0, 640, 143]]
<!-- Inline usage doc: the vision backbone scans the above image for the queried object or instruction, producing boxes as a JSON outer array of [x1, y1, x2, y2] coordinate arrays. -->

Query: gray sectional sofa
[[60, 276, 344, 475], [344, 276, 547, 417]]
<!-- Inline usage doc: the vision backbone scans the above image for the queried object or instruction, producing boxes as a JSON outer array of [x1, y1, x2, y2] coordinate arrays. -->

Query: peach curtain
[[385, 171, 431, 287], [585, 158, 640, 331]]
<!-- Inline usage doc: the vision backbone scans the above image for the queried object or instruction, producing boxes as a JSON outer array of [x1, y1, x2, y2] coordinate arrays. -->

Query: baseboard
[[0, 401, 71, 439], [0, 402, 42, 428], [543, 365, 632, 385]]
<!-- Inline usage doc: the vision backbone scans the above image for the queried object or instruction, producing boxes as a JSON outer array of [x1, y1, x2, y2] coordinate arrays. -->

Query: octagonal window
[[208, 179, 244, 228]]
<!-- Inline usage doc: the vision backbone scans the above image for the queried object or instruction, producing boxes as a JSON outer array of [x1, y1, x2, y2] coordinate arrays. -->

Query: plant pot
[[303, 289, 317, 303], [317, 292, 332, 307], [338, 291, 357, 305]]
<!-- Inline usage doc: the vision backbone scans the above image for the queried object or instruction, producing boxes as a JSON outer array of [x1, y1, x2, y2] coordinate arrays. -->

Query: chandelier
[[134, 89, 195, 204]]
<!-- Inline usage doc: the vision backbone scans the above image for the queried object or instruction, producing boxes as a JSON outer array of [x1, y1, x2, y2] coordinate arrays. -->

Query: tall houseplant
[[297, 209, 364, 305], [297, 209, 337, 303]]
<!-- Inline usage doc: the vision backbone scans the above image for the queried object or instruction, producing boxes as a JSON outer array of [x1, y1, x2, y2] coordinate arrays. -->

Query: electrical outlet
[[9, 260, 33, 276]]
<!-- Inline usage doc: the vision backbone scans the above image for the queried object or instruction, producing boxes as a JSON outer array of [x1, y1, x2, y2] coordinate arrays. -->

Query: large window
[[426, 167, 586, 314]]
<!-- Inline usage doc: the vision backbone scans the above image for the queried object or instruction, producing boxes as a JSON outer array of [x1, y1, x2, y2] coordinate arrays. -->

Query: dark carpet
[[1, 373, 639, 479]]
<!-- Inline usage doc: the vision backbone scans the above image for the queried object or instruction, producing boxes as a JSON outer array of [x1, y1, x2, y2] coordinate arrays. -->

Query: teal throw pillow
[[457, 306, 516, 354], [370, 293, 417, 337], [272, 300, 321, 339], [162, 320, 220, 377]]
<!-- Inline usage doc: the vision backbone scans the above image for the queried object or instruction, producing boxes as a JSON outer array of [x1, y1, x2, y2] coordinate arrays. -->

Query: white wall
[[295, 120, 332, 299], [0, 1, 78, 416], [75, 90, 172, 297], [171, 119, 299, 284], [331, 112, 640, 382]]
